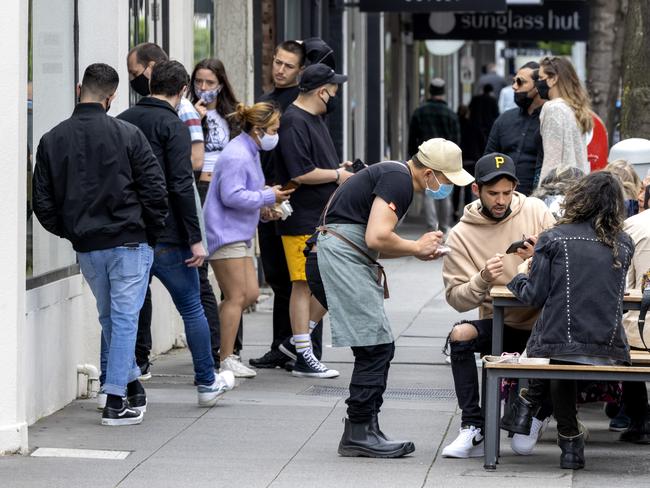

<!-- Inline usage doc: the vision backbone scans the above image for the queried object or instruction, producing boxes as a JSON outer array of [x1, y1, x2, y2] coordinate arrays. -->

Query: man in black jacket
[[118, 60, 235, 406], [32, 63, 167, 426], [484, 62, 545, 196]]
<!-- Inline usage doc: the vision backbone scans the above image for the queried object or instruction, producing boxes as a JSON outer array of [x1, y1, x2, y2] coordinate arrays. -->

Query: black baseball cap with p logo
[[474, 152, 519, 185]]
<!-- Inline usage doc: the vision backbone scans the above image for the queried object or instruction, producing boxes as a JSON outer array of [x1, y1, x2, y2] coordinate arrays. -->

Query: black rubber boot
[[500, 388, 539, 435], [558, 432, 585, 470], [338, 418, 415, 458], [369, 415, 410, 443]]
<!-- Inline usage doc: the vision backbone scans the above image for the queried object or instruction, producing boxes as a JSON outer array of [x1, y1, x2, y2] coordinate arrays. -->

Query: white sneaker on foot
[[197, 370, 235, 407], [220, 355, 257, 378], [512, 416, 550, 455], [442, 425, 484, 458], [96, 391, 107, 411]]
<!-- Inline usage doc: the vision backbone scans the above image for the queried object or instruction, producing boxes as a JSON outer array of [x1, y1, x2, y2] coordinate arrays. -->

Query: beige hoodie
[[443, 192, 556, 330], [623, 209, 650, 349]]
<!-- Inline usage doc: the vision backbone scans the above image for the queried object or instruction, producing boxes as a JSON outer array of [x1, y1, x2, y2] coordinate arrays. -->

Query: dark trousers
[[258, 221, 293, 350], [135, 283, 153, 367], [347, 342, 396, 423], [527, 375, 650, 437], [258, 222, 322, 357], [447, 319, 533, 428]]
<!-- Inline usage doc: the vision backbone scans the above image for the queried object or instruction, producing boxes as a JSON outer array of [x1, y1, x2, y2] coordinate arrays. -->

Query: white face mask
[[258, 130, 279, 151]]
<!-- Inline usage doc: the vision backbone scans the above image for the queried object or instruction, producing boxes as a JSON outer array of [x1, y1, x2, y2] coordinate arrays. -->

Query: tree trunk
[[587, 0, 628, 139], [621, 0, 650, 139]]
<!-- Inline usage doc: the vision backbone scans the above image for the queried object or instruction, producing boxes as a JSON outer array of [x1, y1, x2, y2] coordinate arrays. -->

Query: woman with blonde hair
[[607, 159, 643, 217], [535, 56, 593, 186], [203, 102, 293, 378]]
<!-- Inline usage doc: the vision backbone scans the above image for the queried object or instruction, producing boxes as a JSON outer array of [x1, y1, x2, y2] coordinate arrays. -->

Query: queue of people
[[30, 39, 650, 473]]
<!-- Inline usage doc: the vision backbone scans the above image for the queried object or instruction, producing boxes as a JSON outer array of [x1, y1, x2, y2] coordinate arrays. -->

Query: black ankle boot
[[558, 432, 585, 470], [369, 415, 409, 443], [338, 418, 415, 458], [500, 389, 539, 435]]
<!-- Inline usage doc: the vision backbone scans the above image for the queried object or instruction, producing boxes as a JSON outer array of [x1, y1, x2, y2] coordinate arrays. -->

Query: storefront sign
[[359, 0, 506, 13], [413, 1, 589, 41]]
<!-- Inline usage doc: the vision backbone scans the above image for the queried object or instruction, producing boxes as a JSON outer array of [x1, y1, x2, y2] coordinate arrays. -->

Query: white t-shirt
[[203, 109, 230, 172]]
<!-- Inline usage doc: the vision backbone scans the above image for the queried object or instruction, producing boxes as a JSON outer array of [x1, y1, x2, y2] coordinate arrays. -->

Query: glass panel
[[29, 0, 78, 277], [284, 0, 302, 41], [194, 0, 215, 64]]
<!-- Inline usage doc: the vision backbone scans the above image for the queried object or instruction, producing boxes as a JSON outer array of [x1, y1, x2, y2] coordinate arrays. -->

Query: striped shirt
[[177, 98, 203, 143]]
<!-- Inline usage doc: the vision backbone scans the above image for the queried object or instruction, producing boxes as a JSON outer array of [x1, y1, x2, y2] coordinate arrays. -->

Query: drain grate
[[299, 385, 456, 401]]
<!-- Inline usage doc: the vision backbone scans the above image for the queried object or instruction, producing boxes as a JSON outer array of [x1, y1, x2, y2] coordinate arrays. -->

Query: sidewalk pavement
[[2, 222, 650, 487]]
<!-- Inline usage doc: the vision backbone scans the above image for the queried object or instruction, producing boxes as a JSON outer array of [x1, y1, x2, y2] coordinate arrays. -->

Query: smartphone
[[281, 180, 300, 191], [351, 158, 367, 173], [505, 238, 534, 254]]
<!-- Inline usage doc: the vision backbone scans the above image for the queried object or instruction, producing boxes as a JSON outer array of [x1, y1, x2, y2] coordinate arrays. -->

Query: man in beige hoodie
[[440, 153, 555, 459]]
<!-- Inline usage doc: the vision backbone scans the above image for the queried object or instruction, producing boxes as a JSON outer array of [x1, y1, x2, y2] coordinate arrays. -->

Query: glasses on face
[[514, 77, 526, 87], [273, 57, 297, 71]]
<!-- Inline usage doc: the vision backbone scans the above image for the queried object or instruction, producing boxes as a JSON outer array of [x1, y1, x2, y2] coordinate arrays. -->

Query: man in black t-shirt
[[251, 40, 307, 370], [309, 138, 474, 457], [274, 63, 353, 378]]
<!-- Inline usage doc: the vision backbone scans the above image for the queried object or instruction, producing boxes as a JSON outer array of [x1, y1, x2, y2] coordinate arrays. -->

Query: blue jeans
[[79, 244, 153, 397], [151, 243, 215, 386]]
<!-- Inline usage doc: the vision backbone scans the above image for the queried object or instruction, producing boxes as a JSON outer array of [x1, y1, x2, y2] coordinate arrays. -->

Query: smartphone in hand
[[281, 180, 300, 191], [505, 238, 535, 254]]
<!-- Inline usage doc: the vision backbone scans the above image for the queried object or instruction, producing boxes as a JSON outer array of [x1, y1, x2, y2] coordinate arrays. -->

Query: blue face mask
[[425, 172, 453, 200]]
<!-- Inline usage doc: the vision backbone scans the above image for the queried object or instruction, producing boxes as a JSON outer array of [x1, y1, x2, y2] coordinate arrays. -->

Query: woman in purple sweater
[[203, 102, 292, 378]]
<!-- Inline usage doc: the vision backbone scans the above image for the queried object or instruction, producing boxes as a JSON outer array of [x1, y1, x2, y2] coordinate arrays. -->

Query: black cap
[[303, 37, 335, 69], [475, 153, 519, 184], [299, 63, 347, 92]]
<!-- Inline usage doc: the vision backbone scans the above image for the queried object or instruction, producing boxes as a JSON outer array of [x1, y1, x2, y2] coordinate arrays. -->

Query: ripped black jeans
[[444, 319, 534, 429]]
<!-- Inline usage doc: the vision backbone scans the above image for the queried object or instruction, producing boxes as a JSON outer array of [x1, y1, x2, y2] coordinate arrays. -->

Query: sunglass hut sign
[[413, 2, 589, 41]]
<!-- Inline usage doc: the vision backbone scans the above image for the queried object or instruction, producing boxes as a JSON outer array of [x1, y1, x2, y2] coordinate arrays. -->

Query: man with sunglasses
[[485, 62, 545, 196]]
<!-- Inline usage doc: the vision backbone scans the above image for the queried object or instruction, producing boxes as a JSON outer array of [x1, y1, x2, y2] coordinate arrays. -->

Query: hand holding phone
[[281, 180, 300, 191], [505, 237, 535, 254]]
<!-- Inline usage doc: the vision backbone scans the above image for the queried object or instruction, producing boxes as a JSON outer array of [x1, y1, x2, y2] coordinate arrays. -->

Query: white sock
[[293, 334, 311, 356], [308, 320, 317, 333]]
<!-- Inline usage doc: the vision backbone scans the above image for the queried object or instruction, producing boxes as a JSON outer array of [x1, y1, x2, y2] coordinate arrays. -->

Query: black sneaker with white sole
[[127, 393, 147, 413], [278, 338, 297, 361], [292, 351, 339, 378], [101, 399, 144, 426]]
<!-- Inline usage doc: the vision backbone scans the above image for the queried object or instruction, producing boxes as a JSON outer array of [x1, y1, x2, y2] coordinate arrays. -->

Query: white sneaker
[[512, 416, 550, 455], [197, 370, 235, 407], [442, 425, 484, 458], [96, 391, 107, 411], [220, 355, 257, 378]]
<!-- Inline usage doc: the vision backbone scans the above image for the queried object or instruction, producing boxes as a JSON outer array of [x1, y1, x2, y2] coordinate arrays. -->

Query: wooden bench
[[483, 360, 650, 470], [483, 286, 648, 470]]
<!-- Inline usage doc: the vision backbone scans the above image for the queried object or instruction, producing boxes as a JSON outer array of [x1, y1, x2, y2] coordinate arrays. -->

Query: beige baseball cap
[[416, 138, 474, 186]]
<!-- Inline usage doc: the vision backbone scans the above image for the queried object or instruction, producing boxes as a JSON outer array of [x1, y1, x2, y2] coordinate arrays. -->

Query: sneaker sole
[[441, 445, 484, 458], [197, 390, 227, 407], [138, 372, 152, 381], [101, 414, 144, 426], [338, 442, 415, 458], [278, 344, 297, 361], [292, 370, 340, 379]]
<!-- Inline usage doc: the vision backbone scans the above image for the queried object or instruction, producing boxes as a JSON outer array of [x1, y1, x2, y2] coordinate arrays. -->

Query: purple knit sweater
[[203, 132, 276, 255]]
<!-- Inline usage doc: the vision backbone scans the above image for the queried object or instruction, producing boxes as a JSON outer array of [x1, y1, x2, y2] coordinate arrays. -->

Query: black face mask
[[321, 90, 338, 114], [535, 79, 550, 100], [130, 73, 150, 97], [514, 91, 534, 110]]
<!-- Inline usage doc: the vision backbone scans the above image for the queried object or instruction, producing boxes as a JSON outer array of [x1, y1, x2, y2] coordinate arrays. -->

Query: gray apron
[[317, 223, 393, 347]]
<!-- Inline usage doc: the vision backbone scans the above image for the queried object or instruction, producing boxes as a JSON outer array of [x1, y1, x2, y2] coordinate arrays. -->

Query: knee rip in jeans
[[442, 322, 478, 357]]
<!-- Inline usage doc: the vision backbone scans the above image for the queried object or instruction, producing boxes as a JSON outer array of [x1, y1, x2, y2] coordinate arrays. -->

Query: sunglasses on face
[[514, 77, 531, 87]]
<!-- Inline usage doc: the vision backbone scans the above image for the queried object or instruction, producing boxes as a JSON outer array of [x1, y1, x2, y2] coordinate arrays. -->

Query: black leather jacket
[[508, 221, 635, 364]]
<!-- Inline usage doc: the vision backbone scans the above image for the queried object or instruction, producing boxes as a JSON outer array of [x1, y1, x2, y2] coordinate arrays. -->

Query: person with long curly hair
[[501, 171, 646, 470], [535, 57, 593, 187]]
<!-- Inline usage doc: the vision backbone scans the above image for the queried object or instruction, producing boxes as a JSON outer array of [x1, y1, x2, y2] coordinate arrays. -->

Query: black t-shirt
[[325, 161, 413, 225], [257, 86, 300, 184], [276, 104, 339, 235]]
